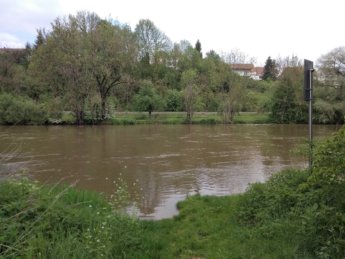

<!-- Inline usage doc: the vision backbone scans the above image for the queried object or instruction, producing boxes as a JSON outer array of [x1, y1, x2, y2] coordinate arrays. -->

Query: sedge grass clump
[[0, 180, 156, 258]]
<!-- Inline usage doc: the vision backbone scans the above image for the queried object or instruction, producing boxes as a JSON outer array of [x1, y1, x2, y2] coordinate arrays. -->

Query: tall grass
[[0, 180, 158, 258]]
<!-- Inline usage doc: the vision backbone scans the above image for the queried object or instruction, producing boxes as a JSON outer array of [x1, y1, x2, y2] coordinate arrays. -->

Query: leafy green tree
[[29, 12, 97, 124], [195, 40, 202, 58], [181, 69, 199, 122], [262, 56, 278, 81], [90, 21, 137, 119], [178, 46, 203, 73], [0, 48, 32, 97], [217, 69, 244, 123], [151, 50, 176, 85], [33, 29, 46, 50], [165, 89, 182, 111], [270, 81, 297, 123], [314, 47, 345, 124], [133, 81, 163, 116], [270, 67, 306, 123], [29, 12, 139, 123]]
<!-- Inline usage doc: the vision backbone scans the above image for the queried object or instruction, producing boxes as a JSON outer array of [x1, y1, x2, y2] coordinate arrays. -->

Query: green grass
[[0, 173, 343, 258], [145, 194, 301, 259], [0, 179, 310, 259], [0, 180, 299, 259], [0, 180, 159, 258], [234, 112, 271, 124], [107, 112, 270, 125]]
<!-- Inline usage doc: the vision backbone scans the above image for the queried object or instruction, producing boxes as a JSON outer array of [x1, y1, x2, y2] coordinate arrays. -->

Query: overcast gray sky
[[0, 0, 344, 65]]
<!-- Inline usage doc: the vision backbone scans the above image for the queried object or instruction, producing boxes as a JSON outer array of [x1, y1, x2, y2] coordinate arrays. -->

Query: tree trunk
[[75, 109, 84, 125], [186, 111, 192, 124], [101, 98, 106, 120]]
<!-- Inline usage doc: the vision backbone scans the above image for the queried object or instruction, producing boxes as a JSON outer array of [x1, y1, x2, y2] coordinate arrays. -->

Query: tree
[[29, 12, 139, 123], [181, 69, 199, 122], [133, 81, 163, 116], [276, 55, 301, 74], [222, 49, 256, 64], [205, 50, 221, 61], [262, 56, 278, 80], [29, 12, 97, 124], [134, 19, 172, 64], [90, 21, 137, 119], [178, 46, 203, 73], [179, 40, 192, 53], [0, 48, 30, 95], [165, 89, 182, 111], [315, 47, 345, 124], [217, 67, 244, 123], [195, 40, 202, 58], [219, 84, 243, 123], [269, 67, 306, 123], [34, 29, 46, 50]]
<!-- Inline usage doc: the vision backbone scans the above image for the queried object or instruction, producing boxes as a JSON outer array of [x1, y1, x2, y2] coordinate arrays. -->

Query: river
[[0, 124, 338, 219]]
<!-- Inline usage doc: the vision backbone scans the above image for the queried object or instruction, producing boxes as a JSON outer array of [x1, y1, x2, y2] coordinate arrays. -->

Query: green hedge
[[0, 93, 48, 125]]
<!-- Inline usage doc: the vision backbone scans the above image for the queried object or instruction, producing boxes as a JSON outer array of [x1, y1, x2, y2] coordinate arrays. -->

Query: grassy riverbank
[[109, 112, 270, 125], [1, 126, 344, 258], [0, 178, 303, 258]]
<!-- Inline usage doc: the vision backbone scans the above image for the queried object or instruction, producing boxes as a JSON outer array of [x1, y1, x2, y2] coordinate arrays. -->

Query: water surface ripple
[[0, 124, 337, 219]]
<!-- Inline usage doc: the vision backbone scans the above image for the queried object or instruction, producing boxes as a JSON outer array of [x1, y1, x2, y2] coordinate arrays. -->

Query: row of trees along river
[[0, 11, 344, 125]]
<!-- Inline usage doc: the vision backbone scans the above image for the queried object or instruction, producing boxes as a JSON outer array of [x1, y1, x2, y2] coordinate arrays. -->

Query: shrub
[[61, 111, 76, 124], [0, 93, 48, 125], [237, 169, 308, 226], [165, 89, 183, 112], [297, 126, 345, 257], [237, 126, 345, 258]]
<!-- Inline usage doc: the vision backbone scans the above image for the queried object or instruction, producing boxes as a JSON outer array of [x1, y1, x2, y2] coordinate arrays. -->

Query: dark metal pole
[[308, 68, 313, 171], [304, 59, 314, 172]]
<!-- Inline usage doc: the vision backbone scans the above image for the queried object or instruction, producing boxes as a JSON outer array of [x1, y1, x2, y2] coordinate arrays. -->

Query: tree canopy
[[0, 11, 343, 125], [262, 56, 278, 81]]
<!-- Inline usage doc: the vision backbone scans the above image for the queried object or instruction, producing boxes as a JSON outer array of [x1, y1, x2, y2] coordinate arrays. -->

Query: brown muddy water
[[0, 124, 338, 219]]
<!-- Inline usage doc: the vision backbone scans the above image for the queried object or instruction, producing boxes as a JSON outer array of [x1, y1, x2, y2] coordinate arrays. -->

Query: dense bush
[[237, 126, 345, 258], [269, 82, 307, 123], [0, 93, 48, 125], [237, 169, 308, 226], [164, 89, 183, 112], [298, 126, 345, 257]]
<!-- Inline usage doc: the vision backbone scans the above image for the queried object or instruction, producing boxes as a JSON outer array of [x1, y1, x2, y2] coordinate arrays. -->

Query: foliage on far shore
[[0, 12, 344, 125], [0, 93, 47, 125]]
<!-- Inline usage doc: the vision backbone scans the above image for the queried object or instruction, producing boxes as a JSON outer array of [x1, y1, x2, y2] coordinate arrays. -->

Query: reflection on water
[[0, 124, 338, 219]]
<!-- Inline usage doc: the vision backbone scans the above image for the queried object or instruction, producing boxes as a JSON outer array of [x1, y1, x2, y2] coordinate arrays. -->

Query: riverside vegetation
[[1, 9, 344, 258], [1, 11, 344, 125], [1, 126, 344, 258]]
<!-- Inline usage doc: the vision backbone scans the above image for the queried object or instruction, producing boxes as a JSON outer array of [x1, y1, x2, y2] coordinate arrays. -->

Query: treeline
[[0, 11, 344, 125]]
